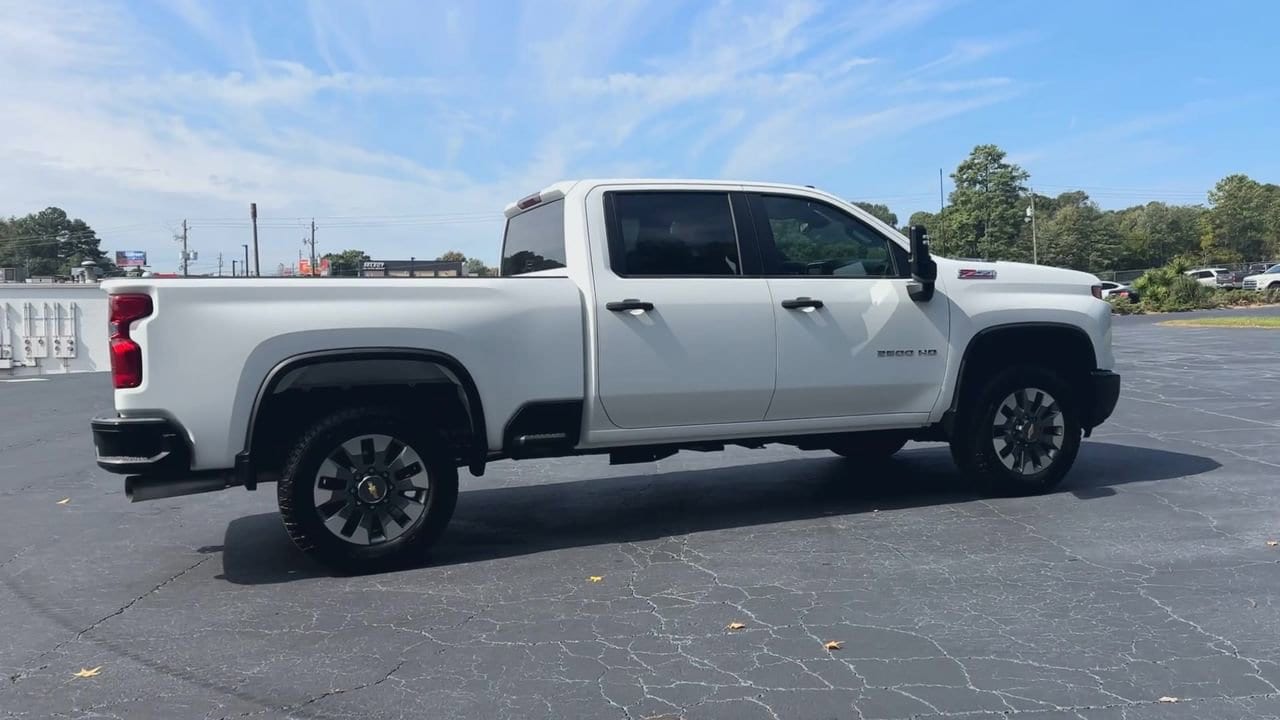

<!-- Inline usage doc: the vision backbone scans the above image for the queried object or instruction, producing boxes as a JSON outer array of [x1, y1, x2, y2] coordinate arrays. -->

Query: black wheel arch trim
[[239, 348, 489, 480], [947, 321, 1101, 417]]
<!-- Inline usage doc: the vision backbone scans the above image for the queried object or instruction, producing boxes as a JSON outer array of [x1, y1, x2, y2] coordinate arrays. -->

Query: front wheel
[[949, 365, 1081, 495], [278, 407, 459, 572]]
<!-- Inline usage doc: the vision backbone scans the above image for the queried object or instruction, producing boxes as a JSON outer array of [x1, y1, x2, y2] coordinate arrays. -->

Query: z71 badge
[[958, 268, 997, 279]]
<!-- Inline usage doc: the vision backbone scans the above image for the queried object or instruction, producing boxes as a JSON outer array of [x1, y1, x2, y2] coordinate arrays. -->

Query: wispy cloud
[[0, 0, 1037, 269]]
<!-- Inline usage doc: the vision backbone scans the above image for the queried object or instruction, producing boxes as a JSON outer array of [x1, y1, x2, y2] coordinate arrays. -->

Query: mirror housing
[[907, 224, 937, 302]]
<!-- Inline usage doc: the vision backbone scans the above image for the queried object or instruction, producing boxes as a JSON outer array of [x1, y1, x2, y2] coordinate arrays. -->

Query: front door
[[592, 189, 777, 429], [748, 193, 950, 420]]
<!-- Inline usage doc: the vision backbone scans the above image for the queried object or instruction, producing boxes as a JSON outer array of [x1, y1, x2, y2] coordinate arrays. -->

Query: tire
[[1269, 282, 1280, 291], [830, 431, 909, 461], [949, 365, 1081, 496], [278, 406, 459, 573]]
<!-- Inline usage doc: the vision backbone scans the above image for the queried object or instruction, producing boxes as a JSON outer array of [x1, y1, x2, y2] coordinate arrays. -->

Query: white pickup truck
[[92, 180, 1119, 570]]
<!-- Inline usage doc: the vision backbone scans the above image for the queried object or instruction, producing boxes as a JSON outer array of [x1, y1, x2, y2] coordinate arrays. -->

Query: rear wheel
[[278, 407, 458, 572], [949, 365, 1081, 495], [830, 431, 909, 461]]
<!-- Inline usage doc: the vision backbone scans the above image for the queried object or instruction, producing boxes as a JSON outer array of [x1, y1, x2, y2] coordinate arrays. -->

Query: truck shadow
[[217, 441, 1218, 585]]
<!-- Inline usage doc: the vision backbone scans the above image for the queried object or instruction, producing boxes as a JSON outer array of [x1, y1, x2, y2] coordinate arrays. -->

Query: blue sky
[[1, 0, 1276, 273]]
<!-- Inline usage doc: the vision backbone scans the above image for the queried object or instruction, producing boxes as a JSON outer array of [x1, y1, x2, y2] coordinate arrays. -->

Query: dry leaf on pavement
[[72, 667, 102, 678], [588, 575, 603, 583], [56, 498, 70, 505], [726, 622, 747, 631], [1266, 540, 1278, 547], [1158, 696, 1179, 703], [823, 641, 843, 651]]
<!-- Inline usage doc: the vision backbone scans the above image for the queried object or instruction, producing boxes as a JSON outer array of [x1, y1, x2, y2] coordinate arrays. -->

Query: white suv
[[1184, 268, 1231, 287]]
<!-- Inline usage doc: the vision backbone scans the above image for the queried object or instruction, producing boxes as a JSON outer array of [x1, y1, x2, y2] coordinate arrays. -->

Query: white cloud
[[0, 0, 1029, 270]]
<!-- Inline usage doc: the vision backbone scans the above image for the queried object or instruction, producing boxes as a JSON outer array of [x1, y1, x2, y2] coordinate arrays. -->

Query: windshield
[[1267, 265, 1280, 274]]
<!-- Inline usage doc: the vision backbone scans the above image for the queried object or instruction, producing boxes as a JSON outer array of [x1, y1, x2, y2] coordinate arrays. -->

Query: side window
[[607, 192, 741, 277], [501, 200, 566, 276], [757, 195, 899, 278]]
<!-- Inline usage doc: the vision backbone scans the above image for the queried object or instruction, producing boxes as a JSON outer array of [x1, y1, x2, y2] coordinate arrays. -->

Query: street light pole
[[1025, 188, 1039, 265]]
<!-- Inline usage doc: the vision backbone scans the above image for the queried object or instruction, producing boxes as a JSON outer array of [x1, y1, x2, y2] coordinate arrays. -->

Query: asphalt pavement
[[2, 310, 1279, 719]]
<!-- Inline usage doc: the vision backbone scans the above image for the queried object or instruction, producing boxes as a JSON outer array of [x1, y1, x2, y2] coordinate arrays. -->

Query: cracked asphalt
[[2, 308, 1279, 719]]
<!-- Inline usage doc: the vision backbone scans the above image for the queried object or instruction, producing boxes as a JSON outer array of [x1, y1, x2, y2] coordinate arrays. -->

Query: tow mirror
[[908, 225, 937, 302]]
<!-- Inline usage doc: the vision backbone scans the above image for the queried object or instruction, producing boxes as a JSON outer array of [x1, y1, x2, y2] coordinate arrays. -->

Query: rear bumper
[[91, 415, 190, 475], [1085, 370, 1121, 430], [91, 415, 238, 501]]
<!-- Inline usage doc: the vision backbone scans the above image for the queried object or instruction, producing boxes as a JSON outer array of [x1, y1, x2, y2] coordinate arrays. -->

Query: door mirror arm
[[907, 224, 937, 302]]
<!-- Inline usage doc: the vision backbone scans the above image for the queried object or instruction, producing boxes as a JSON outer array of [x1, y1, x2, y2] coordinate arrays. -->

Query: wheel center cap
[[356, 475, 388, 504]]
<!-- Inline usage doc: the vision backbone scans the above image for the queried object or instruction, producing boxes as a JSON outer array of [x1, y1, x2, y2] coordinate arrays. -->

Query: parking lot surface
[[2, 309, 1279, 719]]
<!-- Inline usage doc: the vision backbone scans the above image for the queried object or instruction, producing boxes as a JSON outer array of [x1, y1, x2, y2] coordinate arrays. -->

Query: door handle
[[781, 297, 824, 310], [606, 299, 655, 312]]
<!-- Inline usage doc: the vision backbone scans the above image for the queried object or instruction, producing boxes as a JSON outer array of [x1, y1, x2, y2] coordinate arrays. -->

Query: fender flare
[[236, 348, 487, 486]]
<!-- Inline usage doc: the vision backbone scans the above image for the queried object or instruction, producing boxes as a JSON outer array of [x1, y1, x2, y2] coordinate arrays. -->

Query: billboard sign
[[116, 250, 147, 268]]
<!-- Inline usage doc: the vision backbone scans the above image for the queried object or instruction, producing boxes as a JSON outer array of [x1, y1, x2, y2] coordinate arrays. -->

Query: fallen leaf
[[1158, 696, 1179, 703], [56, 498, 70, 505], [72, 666, 102, 678], [726, 621, 747, 631], [1266, 540, 1278, 547], [823, 640, 843, 651], [588, 575, 603, 583]]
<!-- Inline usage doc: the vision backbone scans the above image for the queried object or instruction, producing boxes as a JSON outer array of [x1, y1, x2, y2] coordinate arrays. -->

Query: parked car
[[1097, 281, 1139, 303], [1241, 264, 1280, 291], [91, 179, 1120, 570], [1184, 268, 1234, 288]]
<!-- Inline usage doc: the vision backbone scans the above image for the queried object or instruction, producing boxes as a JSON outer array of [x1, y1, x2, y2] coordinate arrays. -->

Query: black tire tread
[[949, 364, 1081, 496], [278, 406, 458, 572]]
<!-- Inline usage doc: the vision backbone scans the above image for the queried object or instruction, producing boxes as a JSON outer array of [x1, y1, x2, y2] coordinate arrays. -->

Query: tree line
[[6, 146, 1277, 279], [0, 207, 114, 276], [900, 144, 1280, 273]]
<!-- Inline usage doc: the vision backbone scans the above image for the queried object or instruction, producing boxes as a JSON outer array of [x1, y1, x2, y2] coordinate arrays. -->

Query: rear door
[[591, 188, 777, 429], [749, 192, 950, 420]]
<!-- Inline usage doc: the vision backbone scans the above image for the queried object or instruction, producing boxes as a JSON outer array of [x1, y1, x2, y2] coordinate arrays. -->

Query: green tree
[[851, 202, 897, 227], [321, 249, 371, 277], [1038, 195, 1119, 272], [1208, 174, 1275, 260], [940, 144, 1029, 260], [436, 250, 467, 262], [0, 207, 109, 276], [464, 258, 491, 276]]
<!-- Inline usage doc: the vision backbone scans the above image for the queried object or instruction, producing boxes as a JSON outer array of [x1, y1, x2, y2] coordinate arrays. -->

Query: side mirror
[[908, 225, 937, 302]]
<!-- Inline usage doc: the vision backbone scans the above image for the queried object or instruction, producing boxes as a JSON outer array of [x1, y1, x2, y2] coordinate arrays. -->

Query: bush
[[1110, 264, 1280, 314], [1131, 262, 1216, 312], [1107, 296, 1141, 314]]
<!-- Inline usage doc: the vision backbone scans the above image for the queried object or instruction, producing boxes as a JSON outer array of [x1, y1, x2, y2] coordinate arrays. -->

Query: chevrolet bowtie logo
[[365, 480, 381, 500]]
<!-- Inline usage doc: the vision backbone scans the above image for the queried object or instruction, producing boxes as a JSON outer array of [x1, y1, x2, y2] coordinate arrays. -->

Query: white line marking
[[1, 377, 49, 383]]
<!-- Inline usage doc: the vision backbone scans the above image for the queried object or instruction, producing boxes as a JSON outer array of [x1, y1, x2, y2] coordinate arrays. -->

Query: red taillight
[[1091, 285, 1103, 299], [108, 294, 152, 389]]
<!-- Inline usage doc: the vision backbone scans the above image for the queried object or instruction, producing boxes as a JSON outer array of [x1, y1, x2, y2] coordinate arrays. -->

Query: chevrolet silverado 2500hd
[[92, 180, 1120, 570]]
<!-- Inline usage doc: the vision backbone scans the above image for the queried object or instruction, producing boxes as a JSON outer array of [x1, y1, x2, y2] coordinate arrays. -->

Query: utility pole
[[250, 203, 260, 277], [308, 219, 317, 277], [242, 244, 249, 276], [232, 259, 238, 277], [218, 252, 224, 277], [179, 219, 189, 277], [1025, 186, 1039, 265], [937, 169, 946, 249]]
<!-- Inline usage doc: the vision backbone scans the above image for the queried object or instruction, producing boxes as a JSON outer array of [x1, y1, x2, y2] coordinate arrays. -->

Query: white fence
[[0, 284, 108, 377]]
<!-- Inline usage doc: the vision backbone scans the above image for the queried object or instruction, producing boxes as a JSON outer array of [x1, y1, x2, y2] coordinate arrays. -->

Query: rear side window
[[501, 200, 566, 276], [606, 191, 741, 276]]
